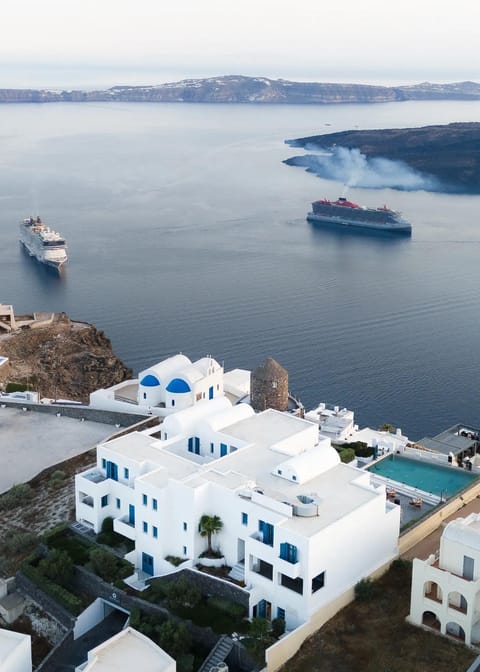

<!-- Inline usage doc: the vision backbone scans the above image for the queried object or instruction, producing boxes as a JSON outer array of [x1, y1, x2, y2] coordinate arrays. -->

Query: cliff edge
[[0, 313, 132, 402]]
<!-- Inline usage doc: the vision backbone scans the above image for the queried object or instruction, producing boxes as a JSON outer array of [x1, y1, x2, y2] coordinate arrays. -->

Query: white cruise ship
[[19, 216, 68, 270]]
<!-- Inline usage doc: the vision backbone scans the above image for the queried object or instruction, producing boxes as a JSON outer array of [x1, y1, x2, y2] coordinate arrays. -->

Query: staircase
[[228, 562, 245, 582], [198, 635, 233, 672]]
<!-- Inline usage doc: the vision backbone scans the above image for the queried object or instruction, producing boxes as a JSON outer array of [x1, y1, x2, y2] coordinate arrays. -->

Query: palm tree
[[199, 514, 223, 556]]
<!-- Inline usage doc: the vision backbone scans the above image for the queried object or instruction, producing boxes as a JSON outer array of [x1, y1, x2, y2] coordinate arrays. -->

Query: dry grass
[[0, 450, 96, 575], [280, 562, 477, 672]]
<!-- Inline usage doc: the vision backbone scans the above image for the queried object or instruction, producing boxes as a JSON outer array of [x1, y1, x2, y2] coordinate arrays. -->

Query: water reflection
[[307, 220, 412, 247]]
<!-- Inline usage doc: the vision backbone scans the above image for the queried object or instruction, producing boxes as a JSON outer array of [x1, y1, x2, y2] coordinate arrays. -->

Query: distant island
[[284, 122, 480, 193], [0, 76, 480, 104]]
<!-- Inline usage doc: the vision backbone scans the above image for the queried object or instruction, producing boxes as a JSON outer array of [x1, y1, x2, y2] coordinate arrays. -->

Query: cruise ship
[[307, 196, 412, 234], [19, 216, 68, 270]]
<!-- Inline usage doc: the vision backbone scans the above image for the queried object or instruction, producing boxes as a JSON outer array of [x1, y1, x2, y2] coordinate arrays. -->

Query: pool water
[[368, 455, 478, 497]]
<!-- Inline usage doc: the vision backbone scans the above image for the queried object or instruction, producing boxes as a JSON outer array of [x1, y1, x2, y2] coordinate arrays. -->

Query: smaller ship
[[19, 216, 68, 270], [307, 197, 412, 234]]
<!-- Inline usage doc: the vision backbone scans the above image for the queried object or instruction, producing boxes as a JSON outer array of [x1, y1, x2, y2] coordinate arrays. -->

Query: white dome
[[163, 397, 232, 438], [274, 444, 340, 484]]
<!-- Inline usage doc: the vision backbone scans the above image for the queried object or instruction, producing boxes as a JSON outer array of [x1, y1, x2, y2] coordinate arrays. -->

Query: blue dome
[[140, 374, 160, 387], [166, 378, 191, 393]]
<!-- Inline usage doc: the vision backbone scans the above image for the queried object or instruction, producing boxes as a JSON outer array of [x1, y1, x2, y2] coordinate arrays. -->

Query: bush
[[6, 382, 28, 392], [339, 448, 355, 463], [271, 617, 286, 638], [0, 483, 32, 511], [165, 576, 201, 609], [156, 620, 191, 657], [3, 532, 39, 555], [89, 548, 119, 582], [206, 595, 246, 619], [165, 555, 184, 567], [49, 470, 66, 488], [354, 578, 378, 602], [21, 562, 82, 615], [38, 549, 74, 587]]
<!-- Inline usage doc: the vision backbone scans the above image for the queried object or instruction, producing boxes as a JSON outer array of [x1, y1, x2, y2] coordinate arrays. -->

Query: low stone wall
[[36, 628, 75, 672], [16, 572, 76, 631], [153, 567, 250, 610], [399, 481, 480, 555], [0, 399, 148, 427]]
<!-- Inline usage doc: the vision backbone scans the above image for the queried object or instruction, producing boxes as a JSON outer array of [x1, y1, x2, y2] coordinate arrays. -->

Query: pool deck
[[401, 496, 480, 561]]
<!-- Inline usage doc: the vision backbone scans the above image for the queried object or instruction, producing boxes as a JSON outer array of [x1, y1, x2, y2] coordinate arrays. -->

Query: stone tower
[[250, 357, 289, 412]]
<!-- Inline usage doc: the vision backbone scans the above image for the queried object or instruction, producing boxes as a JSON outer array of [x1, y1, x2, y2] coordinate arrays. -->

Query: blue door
[[220, 443, 227, 457], [209, 386, 214, 400], [106, 461, 118, 481], [142, 552, 154, 576], [128, 504, 135, 525]]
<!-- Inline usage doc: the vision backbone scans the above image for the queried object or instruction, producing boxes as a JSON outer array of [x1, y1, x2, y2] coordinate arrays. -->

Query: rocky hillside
[[285, 122, 480, 193], [0, 76, 479, 104], [0, 313, 132, 402]]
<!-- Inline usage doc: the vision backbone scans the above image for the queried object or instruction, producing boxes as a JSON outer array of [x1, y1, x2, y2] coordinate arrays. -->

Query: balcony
[[78, 492, 94, 508], [277, 556, 301, 579], [113, 516, 136, 540]]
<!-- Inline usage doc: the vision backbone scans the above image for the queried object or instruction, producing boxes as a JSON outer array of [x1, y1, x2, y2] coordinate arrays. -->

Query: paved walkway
[[401, 496, 480, 561], [0, 406, 114, 493]]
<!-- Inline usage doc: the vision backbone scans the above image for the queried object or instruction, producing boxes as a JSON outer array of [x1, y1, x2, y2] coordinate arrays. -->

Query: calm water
[[1, 100, 479, 439], [368, 455, 478, 497]]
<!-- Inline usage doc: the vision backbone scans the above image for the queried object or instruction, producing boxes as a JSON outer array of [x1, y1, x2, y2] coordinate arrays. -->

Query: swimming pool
[[367, 455, 478, 497]]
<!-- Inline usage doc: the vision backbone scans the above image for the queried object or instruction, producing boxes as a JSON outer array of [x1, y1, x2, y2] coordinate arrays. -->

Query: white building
[[0, 629, 31, 672], [89, 354, 246, 418], [75, 626, 175, 672], [408, 513, 480, 646], [304, 403, 357, 441], [76, 398, 400, 630]]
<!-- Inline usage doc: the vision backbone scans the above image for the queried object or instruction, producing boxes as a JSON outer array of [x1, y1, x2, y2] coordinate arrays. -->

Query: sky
[[1, 0, 479, 88]]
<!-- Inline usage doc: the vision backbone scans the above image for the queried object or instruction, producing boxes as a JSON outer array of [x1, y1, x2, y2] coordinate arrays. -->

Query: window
[[152, 498, 158, 511], [312, 571, 325, 593], [143, 392, 147, 400], [292, 475, 297, 481], [210, 442, 214, 454], [230, 445, 238, 453], [101, 458, 106, 469], [258, 520, 274, 546], [101, 495, 109, 508], [143, 521, 148, 534], [242, 512, 248, 526], [142, 494, 148, 506], [172, 399, 175, 407], [153, 526, 158, 538], [116, 498, 121, 509], [280, 542, 298, 564], [280, 574, 303, 594], [124, 467, 129, 480], [183, 522, 187, 531], [183, 546, 187, 555], [164, 433, 168, 440], [277, 607, 286, 621], [251, 559, 273, 580], [220, 443, 228, 457], [106, 461, 118, 481]]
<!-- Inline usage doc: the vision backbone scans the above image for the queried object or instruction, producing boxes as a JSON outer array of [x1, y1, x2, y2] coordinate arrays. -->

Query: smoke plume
[[285, 145, 441, 191]]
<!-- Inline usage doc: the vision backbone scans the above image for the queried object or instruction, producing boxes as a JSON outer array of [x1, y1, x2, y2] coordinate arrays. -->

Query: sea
[[0, 99, 479, 440]]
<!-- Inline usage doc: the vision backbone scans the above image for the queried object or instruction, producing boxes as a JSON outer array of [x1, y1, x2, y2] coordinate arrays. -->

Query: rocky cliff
[[0, 76, 479, 104], [0, 313, 132, 402]]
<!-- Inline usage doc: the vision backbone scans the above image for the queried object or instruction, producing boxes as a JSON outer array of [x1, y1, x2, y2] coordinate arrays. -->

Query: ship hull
[[307, 211, 412, 234]]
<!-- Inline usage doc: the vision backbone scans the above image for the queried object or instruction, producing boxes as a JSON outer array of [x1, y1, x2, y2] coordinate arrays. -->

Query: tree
[[89, 547, 118, 582], [156, 619, 191, 657], [199, 514, 223, 556], [380, 423, 395, 433], [165, 576, 200, 609]]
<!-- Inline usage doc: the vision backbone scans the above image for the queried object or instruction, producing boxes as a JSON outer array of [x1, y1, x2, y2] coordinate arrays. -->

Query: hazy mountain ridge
[[0, 76, 479, 103]]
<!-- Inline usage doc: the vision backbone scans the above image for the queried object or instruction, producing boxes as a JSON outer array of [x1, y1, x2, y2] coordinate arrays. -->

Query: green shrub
[[156, 620, 191, 657], [101, 516, 114, 534], [0, 483, 32, 511], [206, 595, 246, 619], [38, 549, 74, 587], [3, 532, 39, 555], [354, 578, 378, 602], [339, 448, 355, 463], [89, 548, 120, 582], [21, 562, 82, 614], [49, 470, 66, 488], [6, 382, 28, 392], [165, 576, 201, 609], [271, 617, 286, 638], [165, 555, 184, 567]]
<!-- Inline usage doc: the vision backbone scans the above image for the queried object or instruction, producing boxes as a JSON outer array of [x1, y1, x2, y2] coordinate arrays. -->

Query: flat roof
[[84, 627, 174, 671], [0, 406, 114, 494], [0, 628, 30, 663], [223, 408, 314, 447], [417, 424, 479, 455]]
